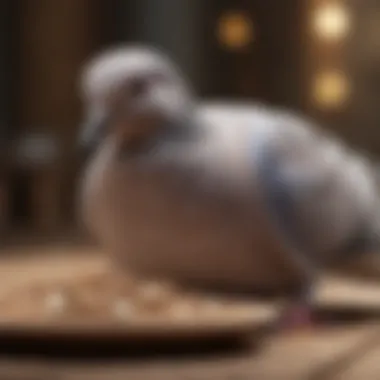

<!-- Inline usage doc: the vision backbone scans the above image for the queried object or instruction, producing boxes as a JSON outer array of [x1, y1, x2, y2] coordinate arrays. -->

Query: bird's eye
[[129, 77, 149, 97]]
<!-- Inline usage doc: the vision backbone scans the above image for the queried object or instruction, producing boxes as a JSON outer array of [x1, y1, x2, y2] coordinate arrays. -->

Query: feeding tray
[[0, 246, 380, 346], [0, 248, 275, 344]]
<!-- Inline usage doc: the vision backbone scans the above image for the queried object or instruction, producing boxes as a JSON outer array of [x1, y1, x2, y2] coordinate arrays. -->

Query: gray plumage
[[78, 45, 380, 310]]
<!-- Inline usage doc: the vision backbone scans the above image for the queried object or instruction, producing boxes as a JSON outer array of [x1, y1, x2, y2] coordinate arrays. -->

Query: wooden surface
[[1, 325, 380, 380], [0, 247, 275, 340], [0, 245, 380, 380]]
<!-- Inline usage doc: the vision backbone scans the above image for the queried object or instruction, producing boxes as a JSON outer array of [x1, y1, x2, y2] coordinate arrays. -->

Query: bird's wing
[[198, 101, 380, 269], [196, 102, 327, 275], [251, 107, 380, 265]]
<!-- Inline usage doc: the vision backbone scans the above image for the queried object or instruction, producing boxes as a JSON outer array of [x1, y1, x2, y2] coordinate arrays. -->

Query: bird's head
[[78, 45, 193, 154]]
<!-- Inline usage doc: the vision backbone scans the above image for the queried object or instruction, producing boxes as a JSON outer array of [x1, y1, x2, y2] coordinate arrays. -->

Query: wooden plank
[[0, 326, 374, 380], [0, 247, 378, 378], [335, 332, 380, 380]]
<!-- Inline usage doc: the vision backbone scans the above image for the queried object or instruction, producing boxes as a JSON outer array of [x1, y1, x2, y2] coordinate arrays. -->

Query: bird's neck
[[115, 112, 199, 161]]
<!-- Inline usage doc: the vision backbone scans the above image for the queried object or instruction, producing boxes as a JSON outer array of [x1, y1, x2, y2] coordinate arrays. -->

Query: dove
[[78, 45, 380, 330]]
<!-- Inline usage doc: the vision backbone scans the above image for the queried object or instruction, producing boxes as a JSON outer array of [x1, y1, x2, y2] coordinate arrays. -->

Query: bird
[[78, 45, 380, 331]]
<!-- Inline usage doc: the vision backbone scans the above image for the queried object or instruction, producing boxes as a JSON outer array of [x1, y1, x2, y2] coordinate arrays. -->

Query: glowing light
[[217, 12, 254, 50], [312, 71, 351, 109], [312, 3, 351, 42]]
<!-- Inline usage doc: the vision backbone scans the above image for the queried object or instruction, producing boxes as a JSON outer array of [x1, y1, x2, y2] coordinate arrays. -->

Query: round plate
[[0, 247, 276, 344]]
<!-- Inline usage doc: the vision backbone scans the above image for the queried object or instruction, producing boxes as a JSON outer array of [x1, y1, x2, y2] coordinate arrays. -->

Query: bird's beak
[[147, 85, 187, 121], [78, 107, 110, 157]]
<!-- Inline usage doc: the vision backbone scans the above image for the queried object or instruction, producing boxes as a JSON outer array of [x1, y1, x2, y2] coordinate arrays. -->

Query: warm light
[[312, 3, 351, 42], [312, 71, 351, 109], [217, 12, 254, 50]]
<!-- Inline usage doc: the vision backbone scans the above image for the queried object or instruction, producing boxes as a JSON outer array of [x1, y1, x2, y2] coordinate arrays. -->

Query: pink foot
[[275, 304, 315, 333]]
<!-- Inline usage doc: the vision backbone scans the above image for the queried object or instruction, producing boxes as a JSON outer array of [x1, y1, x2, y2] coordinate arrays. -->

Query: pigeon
[[78, 45, 380, 330]]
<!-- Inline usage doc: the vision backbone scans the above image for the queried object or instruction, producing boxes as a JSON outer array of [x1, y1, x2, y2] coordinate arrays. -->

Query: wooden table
[[0, 244, 380, 380], [0, 324, 380, 380]]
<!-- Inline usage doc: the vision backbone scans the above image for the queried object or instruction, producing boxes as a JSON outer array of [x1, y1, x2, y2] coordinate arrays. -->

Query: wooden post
[[0, 0, 12, 237], [17, 0, 101, 234]]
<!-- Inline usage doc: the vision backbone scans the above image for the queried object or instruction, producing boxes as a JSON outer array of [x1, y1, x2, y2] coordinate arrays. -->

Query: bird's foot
[[274, 304, 315, 335]]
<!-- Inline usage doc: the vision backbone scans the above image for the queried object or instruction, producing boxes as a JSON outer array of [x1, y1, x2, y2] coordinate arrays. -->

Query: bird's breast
[[81, 143, 304, 291]]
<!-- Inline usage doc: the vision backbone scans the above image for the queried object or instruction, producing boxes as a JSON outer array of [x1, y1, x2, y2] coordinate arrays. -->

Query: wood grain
[[0, 245, 379, 379]]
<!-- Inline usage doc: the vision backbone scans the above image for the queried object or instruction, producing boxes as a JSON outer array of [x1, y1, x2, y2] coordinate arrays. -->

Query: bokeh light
[[312, 3, 351, 42], [217, 12, 254, 51], [312, 70, 351, 109]]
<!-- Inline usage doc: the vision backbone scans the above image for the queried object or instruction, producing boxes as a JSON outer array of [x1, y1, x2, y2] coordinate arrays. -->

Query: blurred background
[[0, 0, 378, 244]]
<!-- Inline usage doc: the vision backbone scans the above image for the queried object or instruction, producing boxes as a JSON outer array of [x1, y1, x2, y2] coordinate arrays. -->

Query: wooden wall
[[200, 0, 306, 109], [345, 0, 380, 155], [12, 0, 103, 235], [0, 1, 14, 237]]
